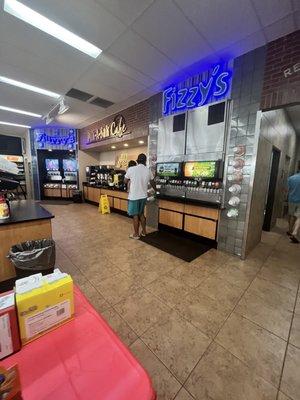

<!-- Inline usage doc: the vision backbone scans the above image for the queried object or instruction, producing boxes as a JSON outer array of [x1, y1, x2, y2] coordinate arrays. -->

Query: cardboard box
[[0, 365, 22, 400], [0, 291, 21, 360], [15, 270, 74, 345]]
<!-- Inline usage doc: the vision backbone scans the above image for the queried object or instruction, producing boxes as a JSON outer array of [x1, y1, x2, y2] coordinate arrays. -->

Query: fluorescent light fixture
[[138, 140, 144, 144], [0, 75, 60, 98], [4, 0, 102, 59], [0, 105, 41, 118], [0, 120, 30, 128], [124, 143, 129, 147], [111, 145, 116, 149]]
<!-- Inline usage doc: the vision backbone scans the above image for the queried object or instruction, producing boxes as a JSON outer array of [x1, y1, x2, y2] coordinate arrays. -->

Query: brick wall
[[79, 98, 150, 150], [261, 30, 300, 110]]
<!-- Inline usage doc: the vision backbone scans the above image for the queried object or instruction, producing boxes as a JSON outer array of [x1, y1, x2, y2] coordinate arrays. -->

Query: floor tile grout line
[[233, 309, 292, 343], [178, 255, 268, 393], [275, 279, 300, 400]]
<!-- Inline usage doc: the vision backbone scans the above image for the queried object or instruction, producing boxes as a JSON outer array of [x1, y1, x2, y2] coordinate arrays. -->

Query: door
[[263, 147, 281, 231]]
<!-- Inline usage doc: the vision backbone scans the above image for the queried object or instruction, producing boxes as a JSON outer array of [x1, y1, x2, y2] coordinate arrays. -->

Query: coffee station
[[83, 164, 129, 211]]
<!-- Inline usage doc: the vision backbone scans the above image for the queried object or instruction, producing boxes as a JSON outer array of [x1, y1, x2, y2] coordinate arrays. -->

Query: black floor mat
[[39, 200, 73, 205], [140, 231, 214, 262]]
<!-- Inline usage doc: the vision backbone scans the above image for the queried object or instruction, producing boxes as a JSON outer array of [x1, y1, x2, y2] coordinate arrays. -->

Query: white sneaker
[[129, 234, 140, 240]]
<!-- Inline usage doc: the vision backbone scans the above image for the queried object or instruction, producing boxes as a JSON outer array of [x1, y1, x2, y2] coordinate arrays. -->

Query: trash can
[[8, 239, 55, 278], [72, 190, 82, 203]]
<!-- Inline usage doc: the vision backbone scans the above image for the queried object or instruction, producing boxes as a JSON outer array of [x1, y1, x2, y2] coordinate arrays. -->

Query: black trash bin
[[72, 190, 82, 203], [8, 239, 56, 279]]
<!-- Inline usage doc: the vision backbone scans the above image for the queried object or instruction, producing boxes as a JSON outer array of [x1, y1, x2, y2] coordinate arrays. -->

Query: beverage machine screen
[[63, 159, 77, 172], [184, 161, 217, 179], [155, 162, 185, 198], [183, 160, 223, 203], [156, 163, 182, 178], [45, 159, 59, 171]]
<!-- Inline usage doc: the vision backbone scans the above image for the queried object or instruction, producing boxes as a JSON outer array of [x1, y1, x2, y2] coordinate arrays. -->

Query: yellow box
[[16, 274, 74, 345]]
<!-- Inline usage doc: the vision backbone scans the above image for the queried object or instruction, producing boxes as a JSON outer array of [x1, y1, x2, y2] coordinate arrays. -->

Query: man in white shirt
[[124, 153, 155, 239]]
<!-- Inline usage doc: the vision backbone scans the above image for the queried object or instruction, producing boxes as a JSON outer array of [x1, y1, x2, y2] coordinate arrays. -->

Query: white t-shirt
[[125, 164, 153, 201]]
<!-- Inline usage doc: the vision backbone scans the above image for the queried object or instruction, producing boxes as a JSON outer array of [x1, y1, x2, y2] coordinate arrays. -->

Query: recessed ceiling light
[[111, 145, 116, 149], [0, 75, 60, 98], [0, 105, 42, 118], [124, 143, 129, 147], [138, 140, 144, 144], [0, 120, 30, 128], [4, 0, 102, 59]]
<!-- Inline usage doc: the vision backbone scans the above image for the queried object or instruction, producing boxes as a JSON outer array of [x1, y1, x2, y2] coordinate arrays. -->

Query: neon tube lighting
[[0, 105, 42, 118], [4, 0, 102, 59], [0, 75, 61, 99], [0, 120, 31, 128]]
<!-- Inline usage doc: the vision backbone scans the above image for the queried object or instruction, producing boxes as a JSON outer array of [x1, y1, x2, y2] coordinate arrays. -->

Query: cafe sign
[[87, 114, 130, 144]]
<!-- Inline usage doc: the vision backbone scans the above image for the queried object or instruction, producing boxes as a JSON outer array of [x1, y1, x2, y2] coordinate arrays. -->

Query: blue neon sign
[[162, 64, 232, 116], [36, 129, 76, 148]]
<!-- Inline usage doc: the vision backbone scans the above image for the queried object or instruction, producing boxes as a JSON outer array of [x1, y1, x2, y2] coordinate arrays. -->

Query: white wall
[[77, 150, 99, 190], [245, 108, 297, 253], [98, 145, 148, 167]]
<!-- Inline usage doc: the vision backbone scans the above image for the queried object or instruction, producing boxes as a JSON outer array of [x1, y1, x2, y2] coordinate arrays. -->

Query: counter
[[157, 197, 220, 240], [83, 183, 129, 212], [0, 200, 54, 282], [83, 183, 220, 241]]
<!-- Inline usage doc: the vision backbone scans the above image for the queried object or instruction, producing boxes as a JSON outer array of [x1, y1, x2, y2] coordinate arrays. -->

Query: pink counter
[[2, 286, 156, 400]]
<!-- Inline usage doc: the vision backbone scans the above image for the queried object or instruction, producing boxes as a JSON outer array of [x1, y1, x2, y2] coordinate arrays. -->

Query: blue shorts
[[128, 198, 147, 216]]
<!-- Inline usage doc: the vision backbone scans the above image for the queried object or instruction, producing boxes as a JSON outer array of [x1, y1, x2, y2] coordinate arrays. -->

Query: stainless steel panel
[[185, 190, 222, 204], [186, 104, 225, 156], [157, 114, 186, 162]]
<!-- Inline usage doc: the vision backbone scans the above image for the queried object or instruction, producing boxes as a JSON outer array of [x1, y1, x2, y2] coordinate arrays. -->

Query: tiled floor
[[45, 203, 300, 400]]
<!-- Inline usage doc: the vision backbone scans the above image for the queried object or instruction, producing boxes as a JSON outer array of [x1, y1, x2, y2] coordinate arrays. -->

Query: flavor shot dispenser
[[183, 160, 224, 204]]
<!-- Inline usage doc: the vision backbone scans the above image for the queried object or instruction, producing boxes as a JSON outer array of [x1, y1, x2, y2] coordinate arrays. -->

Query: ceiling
[[0, 0, 299, 136]]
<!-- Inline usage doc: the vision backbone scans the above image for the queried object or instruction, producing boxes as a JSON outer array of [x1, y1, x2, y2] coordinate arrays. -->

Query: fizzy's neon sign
[[162, 64, 231, 115], [36, 130, 76, 147]]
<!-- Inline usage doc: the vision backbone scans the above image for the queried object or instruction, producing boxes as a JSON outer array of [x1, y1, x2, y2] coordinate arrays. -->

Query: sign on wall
[[162, 63, 232, 116], [34, 128, 77, 150], [87, 114, 130, 144]]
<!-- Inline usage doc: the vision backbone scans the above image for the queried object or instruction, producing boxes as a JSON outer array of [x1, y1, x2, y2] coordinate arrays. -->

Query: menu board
[[156, 163, 181, 177], [184, 161, 216, 178], [63, 159, 77, 171], [45, 159, 59, 171]]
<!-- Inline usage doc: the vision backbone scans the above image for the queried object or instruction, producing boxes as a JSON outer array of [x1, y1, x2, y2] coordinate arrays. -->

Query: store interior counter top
[[0, 200, 54, 282], [0, 200, 54, 226]]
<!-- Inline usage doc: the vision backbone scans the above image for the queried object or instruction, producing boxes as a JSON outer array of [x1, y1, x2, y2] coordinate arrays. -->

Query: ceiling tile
[[174, 0, 261, 51], [0, 40, 81, 93], [76, 60, 147, 99], [251, 0, 292, 27], [100, 53, 156, 86], [0, 125, 28, 135], [264, 14, 296, 42], [18, 0, 126, 51], [132, 0, 213, 68], [95, 0, 154, 25], [0, 13, 94, 81], [0, 82, 56, 113], [108, 29, 179, 81], [219, 30, 266, 60]]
